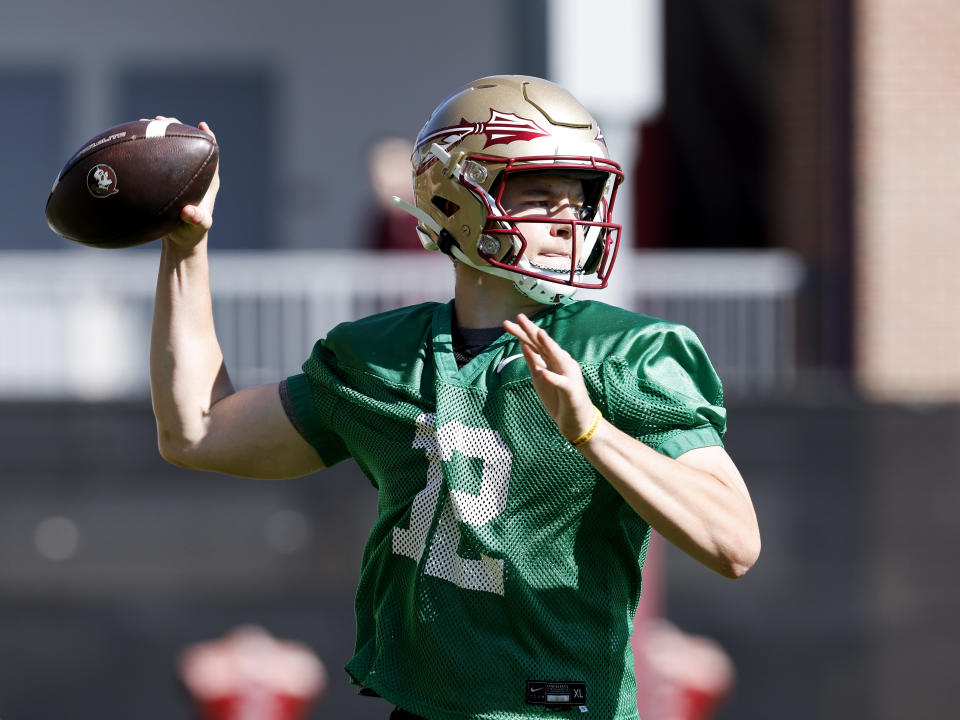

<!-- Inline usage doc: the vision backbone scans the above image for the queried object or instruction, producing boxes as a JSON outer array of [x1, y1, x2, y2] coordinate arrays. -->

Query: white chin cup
[[449, 246, 578, 304], [511, 257, 580, 304]]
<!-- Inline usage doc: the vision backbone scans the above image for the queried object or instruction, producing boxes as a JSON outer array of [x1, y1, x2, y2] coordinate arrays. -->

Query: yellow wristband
[[571, 406, 603, 447]]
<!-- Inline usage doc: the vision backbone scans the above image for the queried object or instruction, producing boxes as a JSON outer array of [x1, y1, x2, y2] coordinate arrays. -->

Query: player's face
[[498, 173, 587, 272]]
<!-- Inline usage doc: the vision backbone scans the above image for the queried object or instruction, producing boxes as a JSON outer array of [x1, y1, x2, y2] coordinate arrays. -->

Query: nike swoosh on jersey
[[496, 353, 525, 374]]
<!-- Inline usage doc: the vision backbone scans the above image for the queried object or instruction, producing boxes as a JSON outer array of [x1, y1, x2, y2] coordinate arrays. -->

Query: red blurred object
[[633, 534, 734, 720], [179, 625, 327, 720], [194, 690, 313, 720], [639, 618, 735, 720], [369, 206, 420, 251], [366, 137, 420, 250], [678, 684, 730, 720]]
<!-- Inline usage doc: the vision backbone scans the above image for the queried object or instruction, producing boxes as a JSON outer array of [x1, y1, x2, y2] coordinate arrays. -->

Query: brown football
[[45, 119, 219, 248]]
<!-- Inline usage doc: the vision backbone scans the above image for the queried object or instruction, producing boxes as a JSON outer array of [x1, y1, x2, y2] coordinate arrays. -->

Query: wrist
[[568, 405, 603, 447], [162, 235, 207, 261]]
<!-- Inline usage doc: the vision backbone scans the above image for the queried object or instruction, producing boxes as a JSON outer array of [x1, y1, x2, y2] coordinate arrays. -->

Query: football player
[[152, 75, 760, 720]]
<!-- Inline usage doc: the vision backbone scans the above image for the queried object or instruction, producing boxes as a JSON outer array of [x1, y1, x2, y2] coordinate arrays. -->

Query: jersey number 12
[[392, 413, 512, 595]]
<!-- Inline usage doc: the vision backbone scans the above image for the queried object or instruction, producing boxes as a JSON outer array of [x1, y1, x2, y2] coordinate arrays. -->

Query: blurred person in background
[[363, 136, 419, 250], [150, 75, 760, 719]]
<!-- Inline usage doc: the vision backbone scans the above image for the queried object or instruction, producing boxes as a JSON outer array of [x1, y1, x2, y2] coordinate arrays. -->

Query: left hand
[[503, 313, 598, 443]]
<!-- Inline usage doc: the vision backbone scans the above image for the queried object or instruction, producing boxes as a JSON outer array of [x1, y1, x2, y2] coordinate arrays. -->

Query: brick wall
[[855, 1, 960, 400]]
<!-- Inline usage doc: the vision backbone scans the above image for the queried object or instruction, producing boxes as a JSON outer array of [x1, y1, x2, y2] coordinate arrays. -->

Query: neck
[[453, 263, 547, 329]]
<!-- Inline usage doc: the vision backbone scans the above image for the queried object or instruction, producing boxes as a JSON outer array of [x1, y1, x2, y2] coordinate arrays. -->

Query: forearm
[[150, 237, 234, 458], [503, 312, 759, 577], [577, 419, 760, 578]]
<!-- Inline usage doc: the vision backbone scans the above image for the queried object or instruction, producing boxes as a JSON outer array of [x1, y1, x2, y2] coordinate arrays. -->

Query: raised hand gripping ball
[[45, 119, 219, 248]]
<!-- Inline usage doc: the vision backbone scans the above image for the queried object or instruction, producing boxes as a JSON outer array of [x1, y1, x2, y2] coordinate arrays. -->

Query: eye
[[513, 199, 552, 215], [578, 205, 594, 220]]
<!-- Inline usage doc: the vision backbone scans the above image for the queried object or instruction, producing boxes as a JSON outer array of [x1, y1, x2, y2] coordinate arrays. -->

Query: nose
[[549, 201, 579, 239], [550, 220, 573, 240]]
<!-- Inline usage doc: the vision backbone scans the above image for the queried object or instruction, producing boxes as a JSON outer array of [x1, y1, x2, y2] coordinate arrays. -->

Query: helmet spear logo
[[417, 109, 550, 156]]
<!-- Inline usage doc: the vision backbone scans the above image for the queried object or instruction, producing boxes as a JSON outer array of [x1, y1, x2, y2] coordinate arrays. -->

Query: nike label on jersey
[[526, 680, 586, 710], [496, 353, 524, 374]]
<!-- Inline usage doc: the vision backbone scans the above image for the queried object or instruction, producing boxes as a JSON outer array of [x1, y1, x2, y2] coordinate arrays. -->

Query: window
[[117, 67, 276, 249], [0, 70, 69, 249]]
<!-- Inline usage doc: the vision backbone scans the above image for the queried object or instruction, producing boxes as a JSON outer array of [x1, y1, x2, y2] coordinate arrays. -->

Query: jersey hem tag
[[525, 680, 586, 711]]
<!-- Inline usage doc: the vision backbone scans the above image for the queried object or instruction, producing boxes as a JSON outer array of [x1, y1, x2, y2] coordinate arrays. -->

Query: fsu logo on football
[[87, 164, 119, 198]]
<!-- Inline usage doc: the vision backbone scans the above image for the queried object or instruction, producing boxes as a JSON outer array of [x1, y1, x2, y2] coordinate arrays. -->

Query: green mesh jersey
[[285, 299, 726, 720]]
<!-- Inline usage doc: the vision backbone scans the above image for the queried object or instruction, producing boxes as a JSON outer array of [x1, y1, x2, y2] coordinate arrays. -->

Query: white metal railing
[[0, 249, 803, 399]]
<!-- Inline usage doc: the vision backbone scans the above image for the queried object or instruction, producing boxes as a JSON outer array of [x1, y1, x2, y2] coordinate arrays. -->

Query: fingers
[[505, 319, 550, 374], [137, 116, 216, 142], [198, 120, 217, 142], [505, 315, 549, 357], [504, 314, 583, 393], [139, 115, 183, 123], [521, 343, 568, 389], [502, 319, 531, 345], [504, 315, 544, 350], [521, 342, 545, 372], [513, 314, 576, 372], [180, 204, 213, 230], [538, 331, 571, 370], [504, 319, 543, 365]]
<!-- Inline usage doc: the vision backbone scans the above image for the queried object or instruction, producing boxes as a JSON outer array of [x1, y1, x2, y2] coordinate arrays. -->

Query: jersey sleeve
[[284, 338, 352, 467], [603, 323, 727, 459]]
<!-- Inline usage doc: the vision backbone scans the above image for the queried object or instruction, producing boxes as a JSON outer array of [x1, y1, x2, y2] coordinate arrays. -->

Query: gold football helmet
[[393, 75, 624, 304]]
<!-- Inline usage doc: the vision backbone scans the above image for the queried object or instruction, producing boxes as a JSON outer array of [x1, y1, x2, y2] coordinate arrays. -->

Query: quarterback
[[151, 76, 760, 720]]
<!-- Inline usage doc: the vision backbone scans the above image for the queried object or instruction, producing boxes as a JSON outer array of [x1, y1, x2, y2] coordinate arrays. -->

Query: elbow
[[719, 530, 761, 579], [157, 431, 196, 469]]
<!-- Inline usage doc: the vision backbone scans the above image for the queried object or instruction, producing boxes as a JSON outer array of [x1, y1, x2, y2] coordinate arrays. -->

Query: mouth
[[531, 254, 568, 267]]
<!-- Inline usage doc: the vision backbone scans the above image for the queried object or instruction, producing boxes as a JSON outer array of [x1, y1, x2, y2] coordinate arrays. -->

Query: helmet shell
[[411, 75, 624, 303]]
